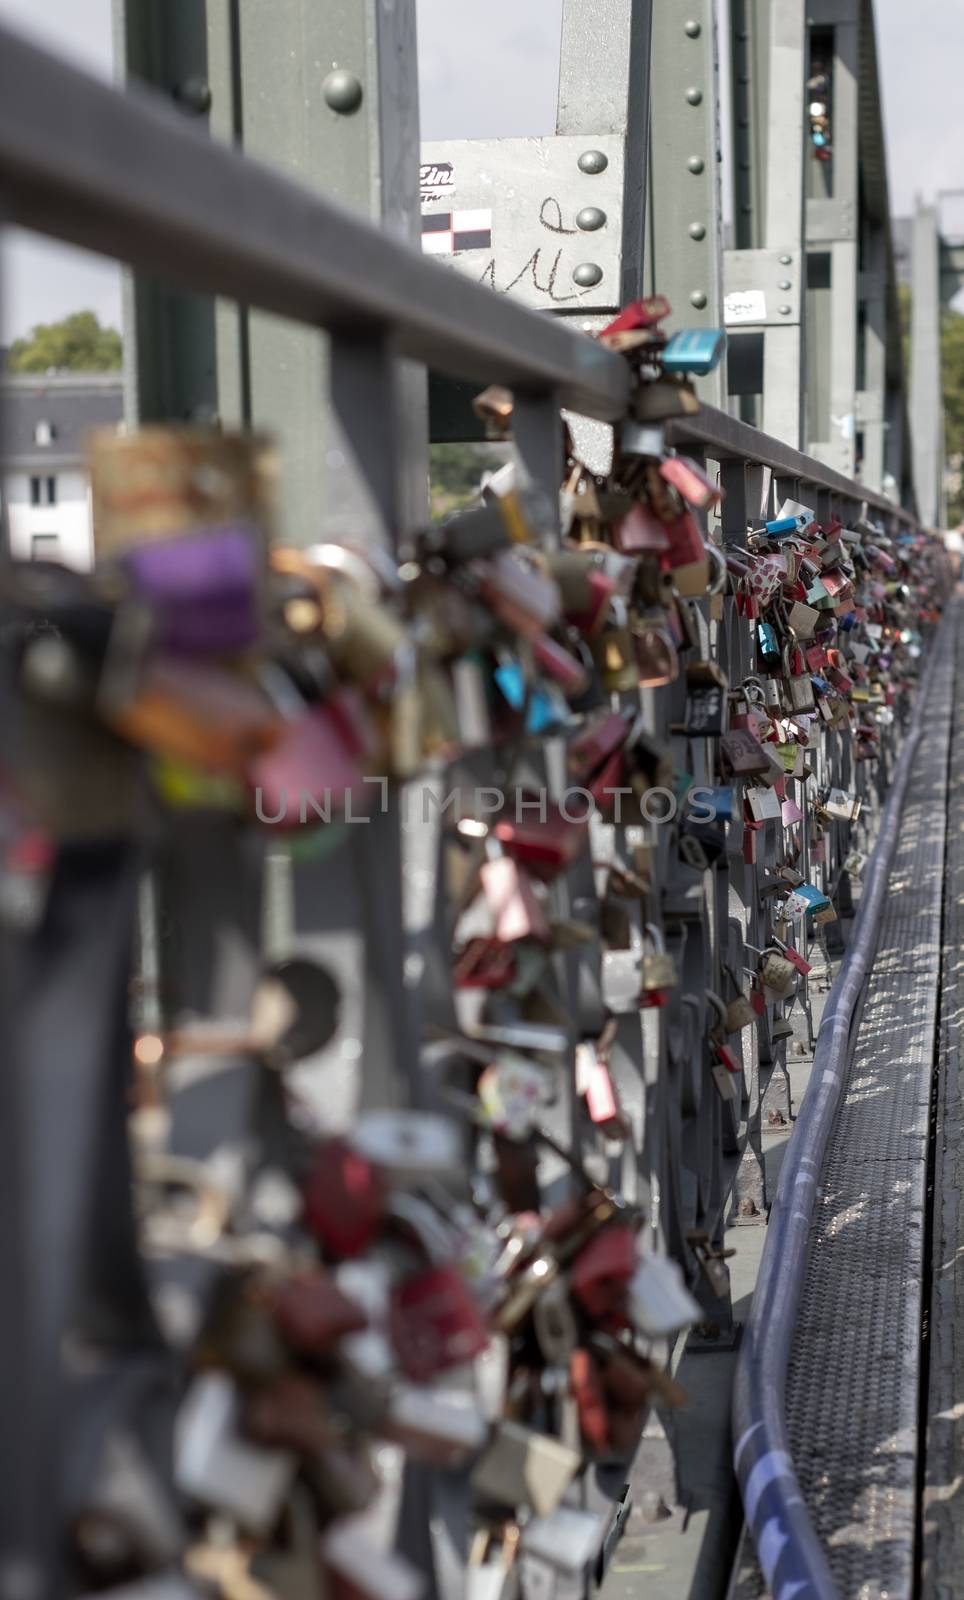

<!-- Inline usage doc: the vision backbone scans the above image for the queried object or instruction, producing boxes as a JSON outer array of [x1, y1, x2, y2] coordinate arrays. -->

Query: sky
[[0, 0, 961, 340]]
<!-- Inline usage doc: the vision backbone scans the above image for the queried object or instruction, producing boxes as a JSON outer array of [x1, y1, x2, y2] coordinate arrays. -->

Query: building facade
[[0, 370, 123, 568]]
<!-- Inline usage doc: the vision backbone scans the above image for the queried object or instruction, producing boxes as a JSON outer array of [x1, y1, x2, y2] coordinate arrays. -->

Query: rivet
[[778, 279, 792, 291], [779, 253, 793, 265], [323, 69, 364, 113], [778, 304, 792, 315], [689, 222, 707, 240], [576, 206, 607, 232], [741, 203, 753, 214], [684, 19, 702, 36], [573, 262, 604, 288], [686, 87, 704, 106], [175, 77, 212, 115], [578, 149, 609, 175], [688, 156, 705, 174], [690, 290, 708, 309]]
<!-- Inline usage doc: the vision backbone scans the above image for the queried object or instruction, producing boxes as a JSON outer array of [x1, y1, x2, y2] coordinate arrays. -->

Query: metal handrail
[[0, 23, 628, 422], [0, 19, 921, 527], [731, 622, 951, 1599]]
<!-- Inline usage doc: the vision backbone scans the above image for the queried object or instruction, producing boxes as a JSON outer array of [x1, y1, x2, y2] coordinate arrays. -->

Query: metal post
[[858, 224, 887, 495], [723, 0, 808, 446], [645, 0, 725, 406], [204, 0, 428, 545], [556, 0, 653, 308], [911, 203, 945, 528], [113, 0, 220, 426], [805, 0, 860, 478]]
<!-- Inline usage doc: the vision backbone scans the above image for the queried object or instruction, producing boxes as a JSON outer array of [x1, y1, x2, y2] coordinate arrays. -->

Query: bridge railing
[[0, 19, 945, 1599]]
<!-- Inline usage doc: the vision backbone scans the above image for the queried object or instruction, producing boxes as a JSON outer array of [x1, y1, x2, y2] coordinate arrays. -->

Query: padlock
[[321, 1520, 426, 1600], [270, 1270, 369, 1354], [771, 934, 812, 978], [175, 1372, 294, 1533], [661, 326, 727, 375], [569, 710, 632, 779], [480, 844, 550, 945], [756, 620, 782, 671], [389, 1261, 490, 1383], [756, 945, 798, 995], [101, 654, 282, 777], [570, 1224, 638, 1323], [658, 454, 722, 511], [628, 1251, 701, 1338], [123, 524, 262, 656], [302, 1137, 385, 1258], [724, 990, 758, 1033], [575, 1041, 626, 1136], [520, 1506, 605, 1576], [720, 729, 770, 776], [591, 613, 641, 694], [247, 686, 375, 827], [466, 1526, 521, 1600], [453, 937, 518, 990], [602, 294, 673, 339], [89, 425, 276, 556], [662, 510, 709, 597], [683, 659, 728, 735], [493, 800, 589, 882], [641, 922, 677, 1005], [477, 1053, 551, 1140], [613, 502, 670, 554], [471, 1422, 581, 1518], [632, 609, 679, 687]]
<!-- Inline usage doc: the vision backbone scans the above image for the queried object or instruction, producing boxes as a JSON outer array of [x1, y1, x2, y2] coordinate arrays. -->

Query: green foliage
[[429, 441, 508, 520], [8, 311, 122, 374], [942, 309, 964, 524]]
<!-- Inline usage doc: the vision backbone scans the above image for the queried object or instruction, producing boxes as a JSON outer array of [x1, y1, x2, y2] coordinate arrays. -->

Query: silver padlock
[[175, 1371, 294, 1533]]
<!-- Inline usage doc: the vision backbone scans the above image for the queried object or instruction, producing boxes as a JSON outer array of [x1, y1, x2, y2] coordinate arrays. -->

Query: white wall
[[3, 469, 93, 569]]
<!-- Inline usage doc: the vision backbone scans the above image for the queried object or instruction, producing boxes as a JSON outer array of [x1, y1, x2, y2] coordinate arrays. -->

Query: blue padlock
[[756, 621, 781, 670], [810, 674, 832, 696], [795, 881, 831, 910], [766, 513, 810, 537], [494, 661, 566, 734], [661, 328, 727, 377]]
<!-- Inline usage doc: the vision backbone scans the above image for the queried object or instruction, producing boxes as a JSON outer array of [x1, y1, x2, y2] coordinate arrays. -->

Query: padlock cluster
[[0, 295, 948, 1600], [808, 65, 832, 163]]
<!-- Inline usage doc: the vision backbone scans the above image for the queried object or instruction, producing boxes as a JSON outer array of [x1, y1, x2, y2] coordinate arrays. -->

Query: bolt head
[[576, 206, 607, 232], [690, 290, 708, 309], [175, 76, 212, 115], [323, 69, 364, 114], [778, 304, 792, 315], [686, 87, 704, 106], [779, 253, 793, 265], [573, 262, 604, 288], [687, 156, 705, 174], [684, 19, 702, 36], [778, 279, 792, 291], [578, 149, 608, 175], [689, 222, 707, 241]]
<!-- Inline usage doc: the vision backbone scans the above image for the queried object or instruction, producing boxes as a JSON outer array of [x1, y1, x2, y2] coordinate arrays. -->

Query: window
[[34, 420, 54, 447], [45, 476, 57, 505], [29, 476, 41, 506], [30, 534, 59, 561]]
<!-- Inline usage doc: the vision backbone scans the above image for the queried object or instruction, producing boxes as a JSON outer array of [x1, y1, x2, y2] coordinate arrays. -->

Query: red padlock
[[494, 801, 590, 882], [452, 937, 517, 990], [303, 1139, 385, 1259], [271, 1271, 369, 1353], [389, 1266, 490, 1382], [570, 1347, 610, 1456], [570, 1225, 638, 1323]]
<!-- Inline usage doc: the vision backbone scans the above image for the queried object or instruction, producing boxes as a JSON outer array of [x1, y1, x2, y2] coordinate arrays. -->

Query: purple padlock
[[124, 524, 260, 655]]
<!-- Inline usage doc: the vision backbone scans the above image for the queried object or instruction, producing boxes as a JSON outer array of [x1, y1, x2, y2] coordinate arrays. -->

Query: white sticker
[[724, 289, 768, 326]]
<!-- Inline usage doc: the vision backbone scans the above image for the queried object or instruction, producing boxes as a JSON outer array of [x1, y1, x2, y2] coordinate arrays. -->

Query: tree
[[941, 309, 964, 524], [8, 311, 122, 374]]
